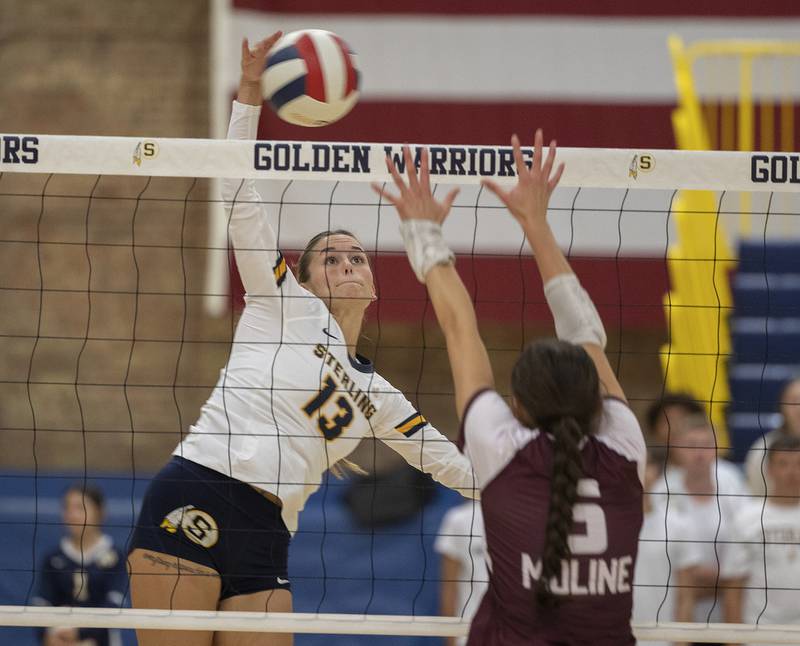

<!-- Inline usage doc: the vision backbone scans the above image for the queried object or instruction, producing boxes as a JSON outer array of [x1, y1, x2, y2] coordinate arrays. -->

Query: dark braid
[[537, 416, 584, 608], [510, 338, 602, 609]]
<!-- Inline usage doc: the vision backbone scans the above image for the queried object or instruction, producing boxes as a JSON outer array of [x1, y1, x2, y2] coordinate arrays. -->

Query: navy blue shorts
[[129, 456, 291, 600]]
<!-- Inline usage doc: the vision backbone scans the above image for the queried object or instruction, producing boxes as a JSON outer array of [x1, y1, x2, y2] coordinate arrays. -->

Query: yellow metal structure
[[666, 37, 800, 448]]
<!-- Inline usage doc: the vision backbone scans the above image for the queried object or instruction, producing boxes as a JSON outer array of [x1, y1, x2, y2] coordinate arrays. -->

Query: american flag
[[225, 0, 800, 147]]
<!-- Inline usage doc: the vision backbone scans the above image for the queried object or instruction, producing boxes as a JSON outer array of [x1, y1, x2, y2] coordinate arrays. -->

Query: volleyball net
[[1, 135, 799, 643]]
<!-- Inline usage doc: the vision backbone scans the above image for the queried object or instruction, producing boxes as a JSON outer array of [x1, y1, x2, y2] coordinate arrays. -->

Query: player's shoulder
[[465, 390, 525, 432], [599, 396, 641, 430], [465, 389, 539, 447], [348, 366, 389, 407], [365, 364, 391, 388], [595, 397, 646, 473]]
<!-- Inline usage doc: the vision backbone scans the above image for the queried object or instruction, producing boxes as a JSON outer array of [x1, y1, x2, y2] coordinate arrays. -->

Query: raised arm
[[225, 33, 293, 300], [483, 131, 627, 402], [373, 149, 493, 419]]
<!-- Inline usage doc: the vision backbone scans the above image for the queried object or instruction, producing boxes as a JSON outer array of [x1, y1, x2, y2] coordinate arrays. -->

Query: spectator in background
[[644, 393, 705, 454], [633, 447, 700, 646], [744, 377, 800, 496], [434, 501, 489, 646], [650, 414, 747, 642], [723, 435, 800, 628], [32, 484, 127, 646]]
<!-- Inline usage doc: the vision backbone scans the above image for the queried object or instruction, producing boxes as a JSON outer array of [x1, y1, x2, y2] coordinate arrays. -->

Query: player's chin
[[335, 284, 373, 306]]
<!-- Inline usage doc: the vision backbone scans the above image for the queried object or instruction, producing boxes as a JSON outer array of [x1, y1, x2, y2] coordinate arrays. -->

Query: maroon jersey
[[458, 390, 645, 645]]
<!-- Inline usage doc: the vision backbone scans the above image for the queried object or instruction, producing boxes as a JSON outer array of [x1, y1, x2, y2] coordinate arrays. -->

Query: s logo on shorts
[[160, 505, 219, 549]]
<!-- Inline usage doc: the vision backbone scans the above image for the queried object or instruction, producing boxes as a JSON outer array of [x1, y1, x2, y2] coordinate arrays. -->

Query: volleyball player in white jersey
[[722, 436, 800, 630], [127, 32, 477, 646], [375, 136, 645, 644]]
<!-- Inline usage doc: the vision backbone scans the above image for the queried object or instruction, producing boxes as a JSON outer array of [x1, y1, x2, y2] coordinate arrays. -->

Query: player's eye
[[325, 256, 337, 265], [351, 254, 365, 264]]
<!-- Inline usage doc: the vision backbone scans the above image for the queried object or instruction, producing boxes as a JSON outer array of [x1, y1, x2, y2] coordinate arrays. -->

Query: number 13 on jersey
[[303, 374, 354, 440]]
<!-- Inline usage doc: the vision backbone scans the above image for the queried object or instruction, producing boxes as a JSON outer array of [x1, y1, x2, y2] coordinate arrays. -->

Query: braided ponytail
[[510, 339, 602, 609], [536, 416, 584, 608]]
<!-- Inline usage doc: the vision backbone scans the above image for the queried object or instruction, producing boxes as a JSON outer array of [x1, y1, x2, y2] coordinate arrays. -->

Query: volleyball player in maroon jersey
[[375, 132, 646, 645]]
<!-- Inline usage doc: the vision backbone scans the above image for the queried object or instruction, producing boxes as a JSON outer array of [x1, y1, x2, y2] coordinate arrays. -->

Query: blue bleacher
[[728, 363, 799, 411], [731, 273, 800, 317], [0, 471, 462, 646], [731, 317, 800, 363], [728, 240, 800, 461], [737, 240, 800, 273]]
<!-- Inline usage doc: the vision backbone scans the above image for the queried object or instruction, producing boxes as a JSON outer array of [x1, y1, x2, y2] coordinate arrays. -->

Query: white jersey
[[176, 101, 477, 532], [633, 506, 702, 646], [434, 501, 489, 646], [722, 500, 800, 628], [650, 460, 748, 622]]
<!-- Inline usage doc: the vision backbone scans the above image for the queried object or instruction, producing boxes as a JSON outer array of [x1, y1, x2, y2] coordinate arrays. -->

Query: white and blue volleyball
[[261, 29, 360, 127]]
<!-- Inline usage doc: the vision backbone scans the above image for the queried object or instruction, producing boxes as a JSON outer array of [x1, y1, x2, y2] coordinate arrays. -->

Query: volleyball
[[261, 29, 360, 127]]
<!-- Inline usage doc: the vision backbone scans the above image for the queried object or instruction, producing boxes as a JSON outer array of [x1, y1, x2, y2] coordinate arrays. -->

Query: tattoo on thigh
[[141, 552, 214, 576]]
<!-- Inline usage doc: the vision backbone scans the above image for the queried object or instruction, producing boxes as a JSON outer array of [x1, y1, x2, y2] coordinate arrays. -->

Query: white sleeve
[[374, 393, 479, 499], [224, 100, 301, 301], [596, 398, 647, 485], [460, 389, 538, 489]]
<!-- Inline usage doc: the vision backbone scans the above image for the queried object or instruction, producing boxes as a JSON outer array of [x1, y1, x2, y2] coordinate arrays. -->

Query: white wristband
[[399, 220, 455, 283], [543, 273, 607, 348]]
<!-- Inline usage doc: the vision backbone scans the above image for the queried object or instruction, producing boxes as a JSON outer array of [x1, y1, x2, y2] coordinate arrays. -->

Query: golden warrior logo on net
[[628, 153, 655, 180], [132, 140, 159, 167], [160, 505, 219, 548]]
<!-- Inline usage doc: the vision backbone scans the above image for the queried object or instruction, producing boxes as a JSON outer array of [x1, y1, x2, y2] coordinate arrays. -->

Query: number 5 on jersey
[[569, 478, 608, 555], [303, 374, 353, 440]]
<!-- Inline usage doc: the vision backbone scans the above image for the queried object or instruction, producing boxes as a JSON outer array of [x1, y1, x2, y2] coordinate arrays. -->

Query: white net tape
[[2, 607, 800, 643], [2, 134, 798, 191]]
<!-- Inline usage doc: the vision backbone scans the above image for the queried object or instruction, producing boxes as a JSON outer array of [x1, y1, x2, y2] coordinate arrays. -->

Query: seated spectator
[[633, 447, 701, 646], [32, 483, 127, 646], [434, 500, 488, 646], [722, 436, 800, 628], [649, 414, 747, 635], [744, 377, 800, 496], [644, 393, 705, 453]]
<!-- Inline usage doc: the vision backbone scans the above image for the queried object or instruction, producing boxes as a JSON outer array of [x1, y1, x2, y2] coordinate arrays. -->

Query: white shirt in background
[[633, 505, 702, 646], [650, 460, 748, 623], [722, 500, 800, 628], [435, 502, 489, 646]]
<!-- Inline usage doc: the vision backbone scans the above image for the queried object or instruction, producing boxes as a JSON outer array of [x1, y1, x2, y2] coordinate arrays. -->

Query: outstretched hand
[[241, 32, 283, 84], [372, 146, 460, 224], [482, 130, 564, 230]]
